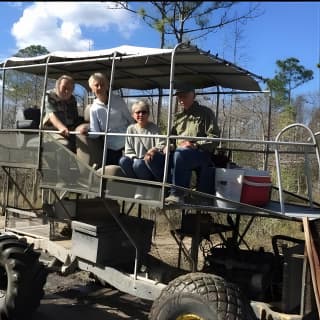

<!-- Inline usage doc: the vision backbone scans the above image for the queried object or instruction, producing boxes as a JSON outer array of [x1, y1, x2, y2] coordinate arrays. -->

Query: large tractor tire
[[149, 272, 256, 320], [0, 234, 48, 320]]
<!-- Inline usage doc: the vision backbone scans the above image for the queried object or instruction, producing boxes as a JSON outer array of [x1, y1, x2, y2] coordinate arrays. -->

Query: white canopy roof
[[0, 44, 263, 91]]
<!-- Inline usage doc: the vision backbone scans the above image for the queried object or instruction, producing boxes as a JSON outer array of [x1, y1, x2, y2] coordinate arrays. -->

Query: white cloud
[[11, 2, 140, 52]]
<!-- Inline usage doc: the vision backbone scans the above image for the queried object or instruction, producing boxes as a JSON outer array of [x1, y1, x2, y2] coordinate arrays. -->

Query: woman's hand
[[76, 123, 89, 135], [144, 147, 158, 161], [179, 140, 197, 149]]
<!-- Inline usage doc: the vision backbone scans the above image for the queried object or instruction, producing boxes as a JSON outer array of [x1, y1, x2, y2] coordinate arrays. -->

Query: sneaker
[[134, 185, 144, 199], [165, 194, 184, 205]]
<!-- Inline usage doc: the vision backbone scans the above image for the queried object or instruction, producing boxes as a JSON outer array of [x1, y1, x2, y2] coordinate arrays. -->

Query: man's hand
[[49, 113, 69, 137], [58, 126, 69, 137]]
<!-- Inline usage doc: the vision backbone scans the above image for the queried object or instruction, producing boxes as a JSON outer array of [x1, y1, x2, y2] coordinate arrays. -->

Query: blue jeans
[[170, 147, 213, 196], [119, 156, 154, 180], [120, 153, 172, 182], [145, 151, 173, 183]]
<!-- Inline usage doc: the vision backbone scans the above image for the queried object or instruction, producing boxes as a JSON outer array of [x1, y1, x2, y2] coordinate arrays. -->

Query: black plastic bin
[[72, 214, 154, 267]]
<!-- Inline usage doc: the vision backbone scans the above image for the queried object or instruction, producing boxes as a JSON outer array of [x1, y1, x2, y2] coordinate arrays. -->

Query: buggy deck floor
[[5, 223, 72, 249], [264, 200, 320, 218], [6, 223, 50, 238], [164, 198, 320, 220]]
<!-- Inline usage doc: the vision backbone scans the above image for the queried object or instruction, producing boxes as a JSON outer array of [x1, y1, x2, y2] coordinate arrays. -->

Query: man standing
[[165, 84, 220, 204]]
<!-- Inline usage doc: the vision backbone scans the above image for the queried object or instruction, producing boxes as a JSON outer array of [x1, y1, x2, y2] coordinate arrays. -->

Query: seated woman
[[119, 100, 166, 198]]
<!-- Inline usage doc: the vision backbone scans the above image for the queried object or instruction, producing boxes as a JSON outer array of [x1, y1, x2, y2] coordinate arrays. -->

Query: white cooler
[[215, 168, 244, 208]]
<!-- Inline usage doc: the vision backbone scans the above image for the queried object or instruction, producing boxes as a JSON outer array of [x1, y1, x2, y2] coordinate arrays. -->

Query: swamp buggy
[[0, 43, 319, 320]]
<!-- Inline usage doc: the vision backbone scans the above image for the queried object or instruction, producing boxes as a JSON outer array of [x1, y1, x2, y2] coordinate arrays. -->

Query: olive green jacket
[[171, 101, 220, 152]]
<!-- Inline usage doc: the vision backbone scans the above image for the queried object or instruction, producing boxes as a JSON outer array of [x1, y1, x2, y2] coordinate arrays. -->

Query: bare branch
[[118, 2, 263, 47]]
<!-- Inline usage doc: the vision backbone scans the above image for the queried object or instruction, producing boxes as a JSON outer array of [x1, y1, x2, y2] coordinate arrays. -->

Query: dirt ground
[[32, 226, 196, 320], [34, 271, 152, 320], [3, 206, 302, 319], [0, 208, 206, 319]]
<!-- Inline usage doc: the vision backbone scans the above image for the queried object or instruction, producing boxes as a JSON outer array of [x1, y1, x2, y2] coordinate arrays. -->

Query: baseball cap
[[174, 83, 195, 95]]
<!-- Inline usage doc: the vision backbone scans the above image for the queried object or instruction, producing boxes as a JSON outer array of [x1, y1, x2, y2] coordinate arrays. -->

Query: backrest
[[76, 103, 104, 168], [23, 107, 41, 129]]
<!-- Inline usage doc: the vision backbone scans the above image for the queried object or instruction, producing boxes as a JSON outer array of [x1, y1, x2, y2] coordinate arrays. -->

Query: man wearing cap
[[164, 83, 220, 204]]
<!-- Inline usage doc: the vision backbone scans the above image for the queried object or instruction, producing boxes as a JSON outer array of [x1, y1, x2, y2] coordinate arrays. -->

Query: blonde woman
[[119, 100, 166, 182]]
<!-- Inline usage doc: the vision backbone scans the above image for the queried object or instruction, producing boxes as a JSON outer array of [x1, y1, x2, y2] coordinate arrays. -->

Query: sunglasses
[[135, 110, 148, 115]]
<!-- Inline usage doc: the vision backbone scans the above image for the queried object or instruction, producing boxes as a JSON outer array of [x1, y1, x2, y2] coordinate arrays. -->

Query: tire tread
[[149, 272, 256, 320], [0, 234, 48, 320]]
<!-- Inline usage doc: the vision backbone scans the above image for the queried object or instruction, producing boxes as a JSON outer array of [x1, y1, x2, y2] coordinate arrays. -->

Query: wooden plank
[[303, 217, 320, 317]]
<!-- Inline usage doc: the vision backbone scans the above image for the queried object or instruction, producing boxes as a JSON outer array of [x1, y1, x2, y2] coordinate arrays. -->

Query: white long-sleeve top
[[89, 93, 133, 150]]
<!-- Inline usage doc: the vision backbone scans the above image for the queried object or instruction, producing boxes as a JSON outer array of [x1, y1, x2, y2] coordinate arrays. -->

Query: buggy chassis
[[0, 43, 319, 320]]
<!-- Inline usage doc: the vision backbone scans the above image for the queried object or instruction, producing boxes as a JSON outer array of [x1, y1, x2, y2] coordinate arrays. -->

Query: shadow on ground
[[33, 272, 152, 320]]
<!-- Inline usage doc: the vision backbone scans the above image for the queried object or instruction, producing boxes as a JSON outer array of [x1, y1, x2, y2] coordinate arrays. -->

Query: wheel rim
[[177, 314, 204, 320]]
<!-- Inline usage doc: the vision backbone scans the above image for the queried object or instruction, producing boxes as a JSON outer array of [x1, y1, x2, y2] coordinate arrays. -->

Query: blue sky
[[0, 1, 319, 97]]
